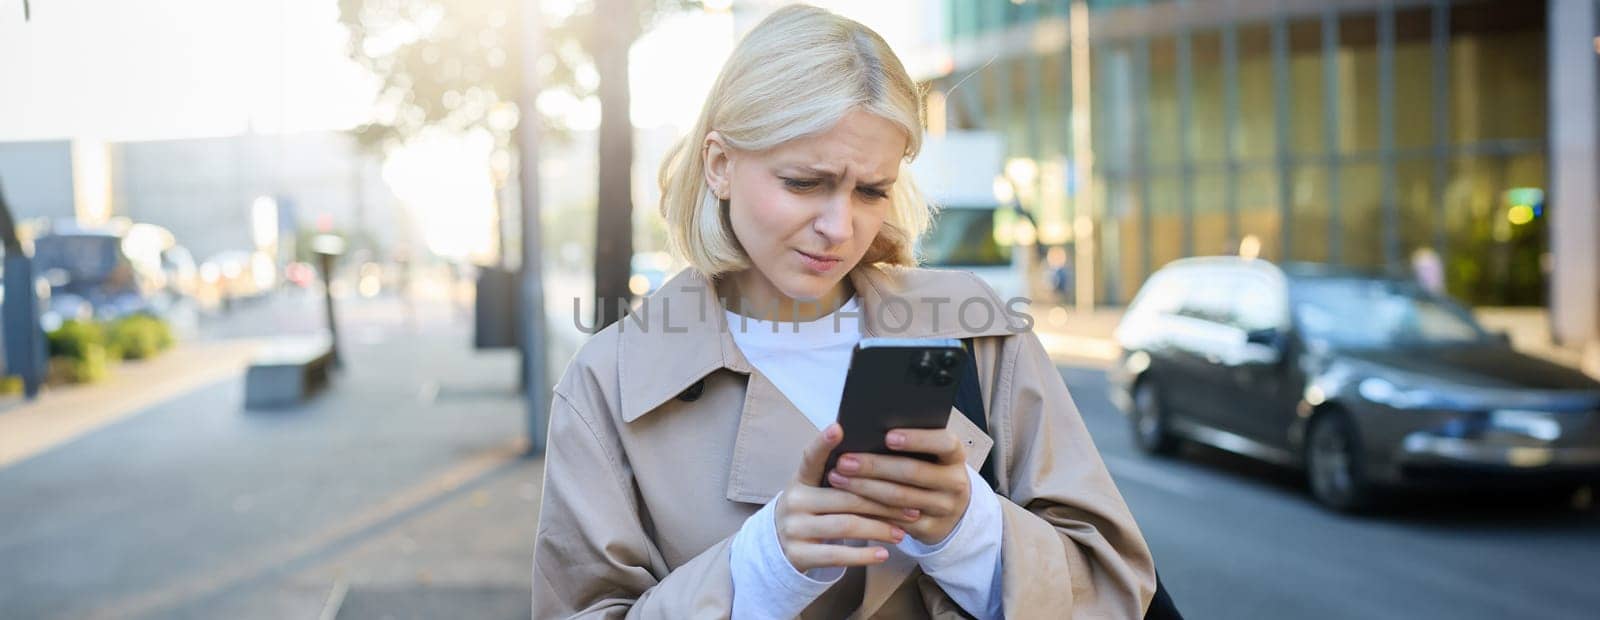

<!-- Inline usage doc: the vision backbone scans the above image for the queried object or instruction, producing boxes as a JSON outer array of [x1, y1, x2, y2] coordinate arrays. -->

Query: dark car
[[1108, 257, 1600, 511], [34, 221, 177, 326]]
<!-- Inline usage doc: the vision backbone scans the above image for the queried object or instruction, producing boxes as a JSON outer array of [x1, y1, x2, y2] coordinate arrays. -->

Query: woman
[[532, 5, 1155, 618]]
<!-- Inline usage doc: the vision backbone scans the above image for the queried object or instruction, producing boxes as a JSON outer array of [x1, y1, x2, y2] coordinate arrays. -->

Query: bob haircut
[[657, 4, 931, 278]]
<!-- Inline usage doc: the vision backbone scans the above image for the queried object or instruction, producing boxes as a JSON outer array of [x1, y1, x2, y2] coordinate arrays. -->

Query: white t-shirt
[[725, 296, 862, 429]]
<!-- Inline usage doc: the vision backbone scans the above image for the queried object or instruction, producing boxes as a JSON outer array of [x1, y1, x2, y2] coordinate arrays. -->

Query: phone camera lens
[[933, 370, 955, 386], [939, 351, 959, 369]]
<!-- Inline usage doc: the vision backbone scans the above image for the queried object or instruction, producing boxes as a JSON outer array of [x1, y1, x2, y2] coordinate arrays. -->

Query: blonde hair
[[657, 4, 931, 278]]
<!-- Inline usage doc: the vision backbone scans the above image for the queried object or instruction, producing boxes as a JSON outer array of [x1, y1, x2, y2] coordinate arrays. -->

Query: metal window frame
[[1272, 16, 1294, 259], [1430, 0, 1450, 270], [1223, 22, 1241, 246], [1064, 36, 1077, 222], [1136, 38, 1154, 280], [1379, 2, 1399, 267], [992, 0, 1013, 154], [1177, 26, 1196, 257], [1322, 5, 1343, 264]]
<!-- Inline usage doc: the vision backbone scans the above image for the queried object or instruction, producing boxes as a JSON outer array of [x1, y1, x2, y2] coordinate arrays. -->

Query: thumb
[[797, 423, 843, 486]]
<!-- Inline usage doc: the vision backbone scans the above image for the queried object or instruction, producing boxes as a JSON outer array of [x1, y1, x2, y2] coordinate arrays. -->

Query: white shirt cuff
[[730, 493, 842, 619], [895, 464, 1005, 619]]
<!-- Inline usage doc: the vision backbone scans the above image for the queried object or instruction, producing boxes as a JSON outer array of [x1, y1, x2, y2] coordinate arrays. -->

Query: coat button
[[676, 380, 705, 402]]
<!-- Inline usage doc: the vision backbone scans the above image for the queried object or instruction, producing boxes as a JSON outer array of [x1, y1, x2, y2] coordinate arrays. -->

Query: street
[[0, 294, 1597, 619], [1070, 362, 1600, 620]]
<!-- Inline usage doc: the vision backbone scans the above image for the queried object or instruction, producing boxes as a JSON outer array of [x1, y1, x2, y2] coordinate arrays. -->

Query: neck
[[719, 270, 852, 323]]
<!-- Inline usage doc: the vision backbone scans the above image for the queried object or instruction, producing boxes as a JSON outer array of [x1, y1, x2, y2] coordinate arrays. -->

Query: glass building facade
[[934, 0, 1550, 306]]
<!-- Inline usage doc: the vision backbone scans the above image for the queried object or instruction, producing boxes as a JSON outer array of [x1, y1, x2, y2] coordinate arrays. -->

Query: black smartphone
[[822, 337, 966, 486]]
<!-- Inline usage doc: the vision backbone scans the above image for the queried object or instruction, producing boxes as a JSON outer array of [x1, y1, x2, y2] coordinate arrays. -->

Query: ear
[[702, 131, 733, 201]]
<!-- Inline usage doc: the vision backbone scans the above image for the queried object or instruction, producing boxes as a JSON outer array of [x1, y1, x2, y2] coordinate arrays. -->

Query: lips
[[796, 249, 842, 273]]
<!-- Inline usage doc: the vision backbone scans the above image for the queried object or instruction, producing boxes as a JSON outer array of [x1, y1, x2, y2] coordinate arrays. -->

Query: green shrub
[[46, 320, 105, 360], [44, 315, 174, 384], [106, 314, 175, 360], [47, 346, 110, 384], [46, 319, 112, 384]]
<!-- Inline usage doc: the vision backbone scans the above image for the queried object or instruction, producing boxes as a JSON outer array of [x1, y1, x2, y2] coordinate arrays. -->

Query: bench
[[244, 336, 335, 410]]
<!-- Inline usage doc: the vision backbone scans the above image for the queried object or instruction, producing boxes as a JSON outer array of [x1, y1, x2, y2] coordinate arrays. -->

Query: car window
[[1175, 269, 1236, 325], [1133, 270, 1188, 317], [918, 207, 1012, 267], [1293, 278, 1488, 347], [1117, 268, 1194, 346], [1232, 274, 1286, 332], [34, 236, 120, 284]]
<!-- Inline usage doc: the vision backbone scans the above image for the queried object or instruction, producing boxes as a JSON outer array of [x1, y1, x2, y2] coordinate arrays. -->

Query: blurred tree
[[339, 0, 547, 152], [338, 0, 695, 331], [590, 0, 637, 331], [0, 179, 19, 254]]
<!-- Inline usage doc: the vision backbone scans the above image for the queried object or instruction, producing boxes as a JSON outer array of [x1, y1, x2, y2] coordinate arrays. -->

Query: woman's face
[[704, 109, 907, 319]]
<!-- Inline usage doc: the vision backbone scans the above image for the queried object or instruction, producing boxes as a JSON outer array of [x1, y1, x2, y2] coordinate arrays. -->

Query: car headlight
[[1491, 409, 1561, 441], [1357, 377, 1442, 409]]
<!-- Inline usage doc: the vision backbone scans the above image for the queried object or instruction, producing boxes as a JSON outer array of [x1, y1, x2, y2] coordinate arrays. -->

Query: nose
[[812, 191, 853, 246]]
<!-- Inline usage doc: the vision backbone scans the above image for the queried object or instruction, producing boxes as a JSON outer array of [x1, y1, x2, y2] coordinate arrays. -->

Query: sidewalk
[[1029, 303, 1125, 367], [0, 339, 262, 467], [0, 294, 540, 620], [1475, 307, 1600, 380], [160, 297, 540, 620]]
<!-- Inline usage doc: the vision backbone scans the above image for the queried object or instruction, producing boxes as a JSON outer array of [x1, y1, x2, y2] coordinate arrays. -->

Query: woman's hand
[[775, 423, 917, 573], [825, 428, 971, 545]]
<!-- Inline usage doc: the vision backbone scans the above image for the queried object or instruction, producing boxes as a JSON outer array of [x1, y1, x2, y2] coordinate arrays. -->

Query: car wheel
[[1131, 379, 1180, 456], [1306, 411, 1375, 512]]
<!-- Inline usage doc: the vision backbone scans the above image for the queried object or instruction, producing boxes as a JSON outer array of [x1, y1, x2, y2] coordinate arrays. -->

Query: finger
[[827, 471, 961, 517], [796, 424, 843, 486], [834, 453, 954, 491], [781, 513, 905, 545], [885, 428, 965, 464], [789, 543, 890, 569], [800, 487, 921, 521]]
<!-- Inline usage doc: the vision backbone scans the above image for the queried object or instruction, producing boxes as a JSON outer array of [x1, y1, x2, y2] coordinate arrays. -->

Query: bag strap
[[953, 338, 998, 490]]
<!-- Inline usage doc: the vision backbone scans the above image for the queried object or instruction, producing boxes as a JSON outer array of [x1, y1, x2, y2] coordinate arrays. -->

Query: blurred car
[[1109, 257, 1600, 511], [202, 250, 277, 305], [910, 131, 1024, 300], [33, 220, 176, 326]]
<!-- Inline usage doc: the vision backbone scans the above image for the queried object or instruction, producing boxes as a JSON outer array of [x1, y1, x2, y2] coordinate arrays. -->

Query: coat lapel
[[725, 369, 819, 503]]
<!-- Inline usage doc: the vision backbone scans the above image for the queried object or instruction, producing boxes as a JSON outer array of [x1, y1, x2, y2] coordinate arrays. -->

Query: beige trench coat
[[532, 264, 1156, 619]]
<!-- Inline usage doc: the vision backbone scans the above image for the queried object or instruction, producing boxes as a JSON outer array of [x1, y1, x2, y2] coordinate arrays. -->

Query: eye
[[857, 187, 889, 201], [781, 177, 820, 191]]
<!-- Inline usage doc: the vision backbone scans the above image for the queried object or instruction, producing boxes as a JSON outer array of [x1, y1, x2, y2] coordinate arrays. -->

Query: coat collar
[[616, 263, 1027, 423]]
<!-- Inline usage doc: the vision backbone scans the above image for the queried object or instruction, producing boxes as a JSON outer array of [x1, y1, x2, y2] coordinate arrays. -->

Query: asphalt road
[[1063, 364, 1600, 619]]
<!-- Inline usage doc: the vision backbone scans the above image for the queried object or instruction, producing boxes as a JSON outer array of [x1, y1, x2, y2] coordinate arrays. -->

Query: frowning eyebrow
[[783, 164, 895, 188]]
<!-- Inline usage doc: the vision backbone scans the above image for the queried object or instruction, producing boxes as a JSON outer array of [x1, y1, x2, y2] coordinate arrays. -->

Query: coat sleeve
[[532, 391, 735, 619], [990, 331, 1157, 618]]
